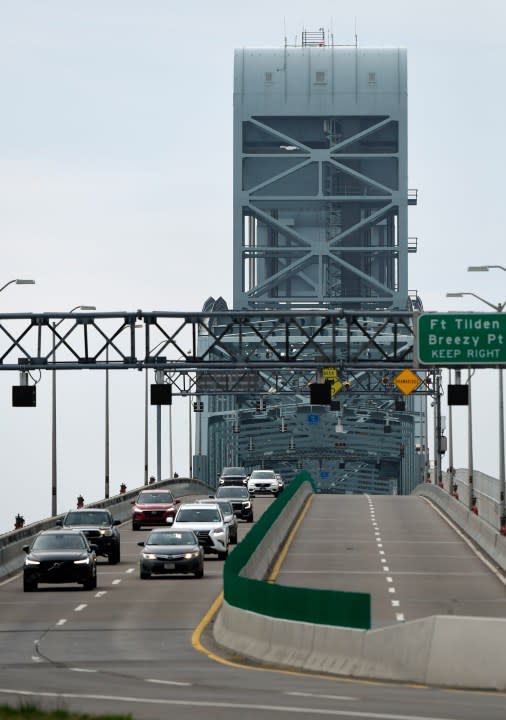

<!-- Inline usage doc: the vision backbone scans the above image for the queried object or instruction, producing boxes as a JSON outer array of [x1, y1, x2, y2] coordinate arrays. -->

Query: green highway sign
[[417, 312, 506, 366]]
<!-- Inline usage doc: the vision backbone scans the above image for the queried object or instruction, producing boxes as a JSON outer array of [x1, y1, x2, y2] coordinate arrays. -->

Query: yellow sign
[[322, 367, 337, 381], [331, 380, 343, 397], [393, 368, 421, 396]]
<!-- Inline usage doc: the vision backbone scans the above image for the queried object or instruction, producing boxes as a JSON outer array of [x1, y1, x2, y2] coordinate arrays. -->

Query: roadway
[[0, 493, 505, 720], [276, 493, 506, 627]]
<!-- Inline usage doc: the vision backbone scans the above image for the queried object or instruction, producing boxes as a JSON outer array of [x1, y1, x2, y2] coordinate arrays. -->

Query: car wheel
[[194, 566, 204, 579], [83, 571, 97, 591], [140, 569, 151, 579], [23, 577, 37, 592], [231, 531, 238, 544], [217, 550, 228, 560], [108, 547, 120, 565]]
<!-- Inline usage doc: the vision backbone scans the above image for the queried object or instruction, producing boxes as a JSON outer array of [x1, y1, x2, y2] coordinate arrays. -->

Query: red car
[[131, 489, 181, 531]]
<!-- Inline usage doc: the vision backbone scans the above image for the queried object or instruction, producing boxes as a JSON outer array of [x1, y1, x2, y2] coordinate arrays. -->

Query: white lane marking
[[74, 604, 87, 612], [377, 543, 383, 548], [380, 558, 387, 564], [396, 613, 405, 622], [1, 688, 454, 718], [56, 619, 67, 626], [383, 567, 390, 572], [379, 550, 385, 555], [386, 576, 393, 583], [146, 678, 192, 687], [286, 691, 357, 701], [95, 591, 107, 598], [388, 587, 396, 593], [31, 656, 42, 662], [126, 568, 135, 574], [112, 579, 122, 585], [70, 668, 97, 673], [392, 600, 400, 607]]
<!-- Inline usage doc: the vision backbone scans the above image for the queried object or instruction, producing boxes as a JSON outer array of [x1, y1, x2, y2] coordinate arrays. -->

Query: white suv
[[247, 469, 280, 497], [169, 503, 229, 559]]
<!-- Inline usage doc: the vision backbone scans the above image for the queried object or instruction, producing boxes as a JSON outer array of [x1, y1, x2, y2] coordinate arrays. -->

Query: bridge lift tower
[[194, 30, 426, 492]]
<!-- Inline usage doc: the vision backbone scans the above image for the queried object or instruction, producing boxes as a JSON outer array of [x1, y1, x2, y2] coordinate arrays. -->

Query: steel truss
[[0, 309, 414, 371]]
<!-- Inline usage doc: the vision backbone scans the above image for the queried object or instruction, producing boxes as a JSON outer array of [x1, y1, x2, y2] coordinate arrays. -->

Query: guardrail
[[433, 468, 503, 530], [0, 477, 211, 581]]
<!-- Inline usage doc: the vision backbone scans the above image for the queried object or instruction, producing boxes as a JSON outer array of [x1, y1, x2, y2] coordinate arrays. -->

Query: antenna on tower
[[354, 17, 358, 47], [283, 16, 287, 47]]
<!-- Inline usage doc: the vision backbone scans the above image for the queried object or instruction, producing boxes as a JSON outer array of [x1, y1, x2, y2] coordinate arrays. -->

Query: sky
[[1, 0, 505, 532]]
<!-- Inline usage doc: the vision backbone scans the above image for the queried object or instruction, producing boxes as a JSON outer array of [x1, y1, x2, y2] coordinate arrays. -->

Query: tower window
[[368, 72, 377, 85], [265, 71, 273, 83], [315, 71, 326, 84]]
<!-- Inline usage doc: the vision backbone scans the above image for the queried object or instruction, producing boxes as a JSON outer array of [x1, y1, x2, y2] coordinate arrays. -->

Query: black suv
[[218, 466, 248, 487], [215, 486, 253, 523], [57, 508, 121, 564], [23, 529, 97, 592]]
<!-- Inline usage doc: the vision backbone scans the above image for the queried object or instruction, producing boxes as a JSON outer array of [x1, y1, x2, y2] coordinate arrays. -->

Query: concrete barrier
[[0, 478, 210, 581], [214, 601, 506, 689], [413, 483, 506, 572]]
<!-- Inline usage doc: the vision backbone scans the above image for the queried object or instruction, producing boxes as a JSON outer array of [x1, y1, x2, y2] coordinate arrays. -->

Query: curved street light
[[0, 278, 35, 294]]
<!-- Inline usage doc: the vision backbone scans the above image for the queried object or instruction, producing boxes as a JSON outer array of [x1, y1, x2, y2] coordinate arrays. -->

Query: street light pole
[[447, 286, 505, 516], [105, 345, 110, 499], [51, 304, 95, 516], [144, 369, 149, 485]]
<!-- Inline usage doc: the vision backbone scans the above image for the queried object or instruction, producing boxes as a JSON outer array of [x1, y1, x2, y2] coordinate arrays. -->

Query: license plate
[[164, 562, 175, 570]]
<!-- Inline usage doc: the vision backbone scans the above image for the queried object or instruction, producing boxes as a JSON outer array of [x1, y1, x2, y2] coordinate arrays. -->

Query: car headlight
[[212, 529, 225, 536], [242, 502, 251, 509], [74, 557, 90, 565], [99, 528, 113, 536], [184, 551, 200, 559], [24, 558, 40, 566], [142, 552, 157, 560]]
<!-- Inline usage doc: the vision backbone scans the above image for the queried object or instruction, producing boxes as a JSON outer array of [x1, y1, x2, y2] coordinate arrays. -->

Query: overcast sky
[[0, 0, 505, 532]]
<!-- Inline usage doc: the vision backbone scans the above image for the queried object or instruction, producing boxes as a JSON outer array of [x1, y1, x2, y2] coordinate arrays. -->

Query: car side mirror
[[22, 545, 29, 553], [55, 519, 63, 527], [130, 499, 135, 505], [137, 541, 145, 547], [90, 544, 98, 551], [113, 520, 121, 526], [175, 498, 181, 504]]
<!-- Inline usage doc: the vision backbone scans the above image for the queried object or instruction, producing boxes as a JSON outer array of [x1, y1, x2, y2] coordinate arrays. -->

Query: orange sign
[[393, 369, 421, 396]]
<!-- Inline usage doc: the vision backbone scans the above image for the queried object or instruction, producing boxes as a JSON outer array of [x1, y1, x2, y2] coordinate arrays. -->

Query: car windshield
[[137, 492, 173, 504], [32, 534, 87, 551], [176, 508, 221, 523], [65, 511, 111, 526], [146, 531, 196, 546], [222, 467, 245, 476], [251, 471, 275, 478], [217, 487, 248, 498]]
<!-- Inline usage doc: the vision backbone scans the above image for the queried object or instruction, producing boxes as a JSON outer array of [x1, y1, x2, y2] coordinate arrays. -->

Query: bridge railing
[[434, 468, 503, 530]]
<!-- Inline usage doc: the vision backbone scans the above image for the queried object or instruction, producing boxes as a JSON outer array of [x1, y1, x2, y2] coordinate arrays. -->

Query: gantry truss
[[0, 309, 414, 371]]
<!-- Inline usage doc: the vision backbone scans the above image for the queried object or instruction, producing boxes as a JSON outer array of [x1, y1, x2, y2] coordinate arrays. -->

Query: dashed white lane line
[[70, 668, 97, 673], [388, 587, 396, 594], [386, 576, 393, 583], [368, 499, 404, 622], [112, 579, 122, 585], [395, 613, 405, 622], [392, 600, 400, 607], [146, 678, 192, 687], [383, 566, 390, 572], [95, 591, 107, 598], [56, 619, 67, 626], [286, 691, 357, 702], [74, 604, 87, 612], [126, 568, 135, 574]]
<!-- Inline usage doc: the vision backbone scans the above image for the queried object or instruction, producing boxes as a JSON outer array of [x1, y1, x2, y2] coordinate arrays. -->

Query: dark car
[[22, 529, 97, 592], [57, 508, 121, 564], [218, 466, 248, 487], [131, 488, 181, 530], [215, 486, 254, 523], [138, 529, 204, 579]]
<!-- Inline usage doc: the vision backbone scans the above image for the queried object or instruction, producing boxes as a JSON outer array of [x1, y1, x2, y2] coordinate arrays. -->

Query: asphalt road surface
[[0, 493, 505, 720]]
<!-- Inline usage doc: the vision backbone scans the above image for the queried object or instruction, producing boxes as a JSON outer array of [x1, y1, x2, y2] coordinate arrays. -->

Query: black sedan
[[138, 529, 204, 579], [22, 529, 97, 592]]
